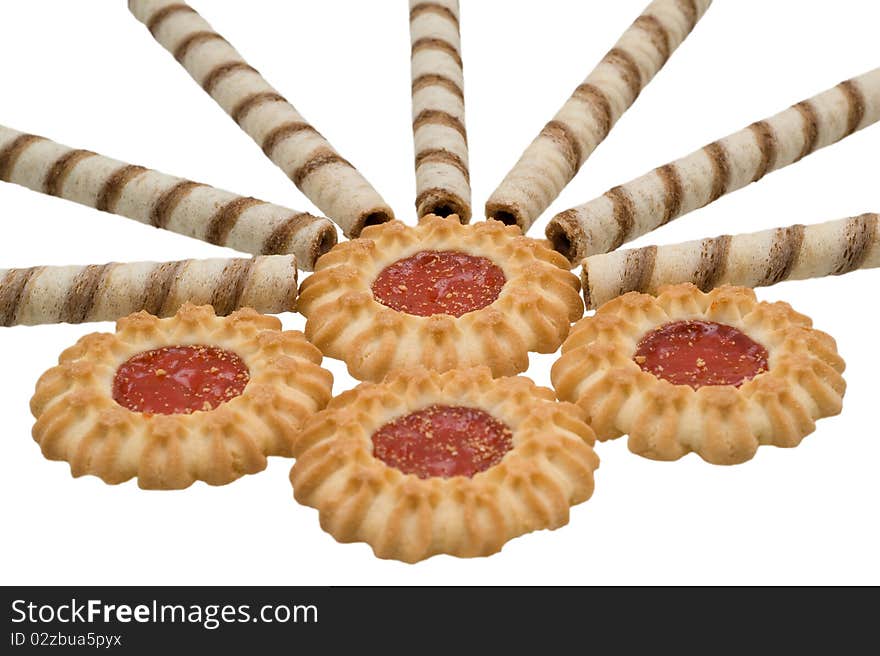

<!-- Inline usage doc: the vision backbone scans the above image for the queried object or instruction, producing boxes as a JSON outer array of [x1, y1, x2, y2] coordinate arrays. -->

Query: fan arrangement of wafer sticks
[[2, 0, 878, 327], [2, 0, 876, 562]]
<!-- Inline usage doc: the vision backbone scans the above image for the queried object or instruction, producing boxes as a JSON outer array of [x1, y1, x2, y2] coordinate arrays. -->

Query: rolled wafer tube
[[580, 213, 880, 309], [485, 0, 712, 232], [548, 66, 880, 263], [0, 255, 297, 327], [128, 0, 394, 237], [410, 0, 471, 222], [0, 125, 335, 271]]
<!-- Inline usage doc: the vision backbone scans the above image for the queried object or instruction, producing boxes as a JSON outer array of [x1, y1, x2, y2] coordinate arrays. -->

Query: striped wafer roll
[[0, 125, 335, 271], [485, 0, 712, 233], [548, 66, 880, 263], [410, 0, 471, 222], [0, 255, 297, 327], [128, 0, 393, 237], [580, 213, 880, 309]]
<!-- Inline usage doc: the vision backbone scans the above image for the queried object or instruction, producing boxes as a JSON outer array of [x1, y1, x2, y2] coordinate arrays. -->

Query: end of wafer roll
[[485, 200, 527, 232], [349, 206, 395, 238], [261, 213, 338, 271], [417, 188, 470, 223], [545, 210, 587, 267], [581, 246, 659, 310], [306, 220, 339, 268]]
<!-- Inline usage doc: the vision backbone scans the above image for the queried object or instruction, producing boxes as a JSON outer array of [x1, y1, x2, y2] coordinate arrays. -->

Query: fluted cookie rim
[[551, 284, 846, 465], [30, 303, 333, 489], [289, 367, 599, 563], [297, 215, 584, 382]]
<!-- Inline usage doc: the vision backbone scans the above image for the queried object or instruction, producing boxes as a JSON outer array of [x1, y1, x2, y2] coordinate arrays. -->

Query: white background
[[1, 0, 878, 585]]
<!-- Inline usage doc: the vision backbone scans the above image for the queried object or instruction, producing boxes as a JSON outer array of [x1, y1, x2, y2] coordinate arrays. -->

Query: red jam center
[[371, 250, 506, 317], [371, 405, 513, 479], [634, 320, 768, 389], [112, 345, 249, 415]]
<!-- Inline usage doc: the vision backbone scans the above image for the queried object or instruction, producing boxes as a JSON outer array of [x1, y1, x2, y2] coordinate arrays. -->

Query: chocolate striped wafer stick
[[548, 66, 880, 263], [485, 0, 712, 232], [0, 255, 297, 326], [0, 125, 335, 271], [410, 0, 471, 222], [580, 213, 880, 309], [128, 0, 393, 237]]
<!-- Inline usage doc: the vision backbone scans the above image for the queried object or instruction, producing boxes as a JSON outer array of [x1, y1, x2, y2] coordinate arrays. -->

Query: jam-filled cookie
[[31, 304, 333, 489], [297, 215, 583, 381], [289, 367, 599, 562], [552, 284, 846, 465]]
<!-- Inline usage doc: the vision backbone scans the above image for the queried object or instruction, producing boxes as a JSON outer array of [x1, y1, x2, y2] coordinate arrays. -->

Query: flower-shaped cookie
[[31, 304, 333, 489], [289, 367, 599, 562], [297, 215, 583, 381], [552, 284, 846, 464]]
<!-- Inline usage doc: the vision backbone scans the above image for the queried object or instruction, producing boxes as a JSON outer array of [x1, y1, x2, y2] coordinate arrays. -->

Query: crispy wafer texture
[[0, 126, 335, 270], [580, 213, 880, 308], [128, 0, 393, 237], [410, 0, 471, 222], [486, 0, 712, 232], [0, 255, 297, 326], [547, 67, 880, 262]]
